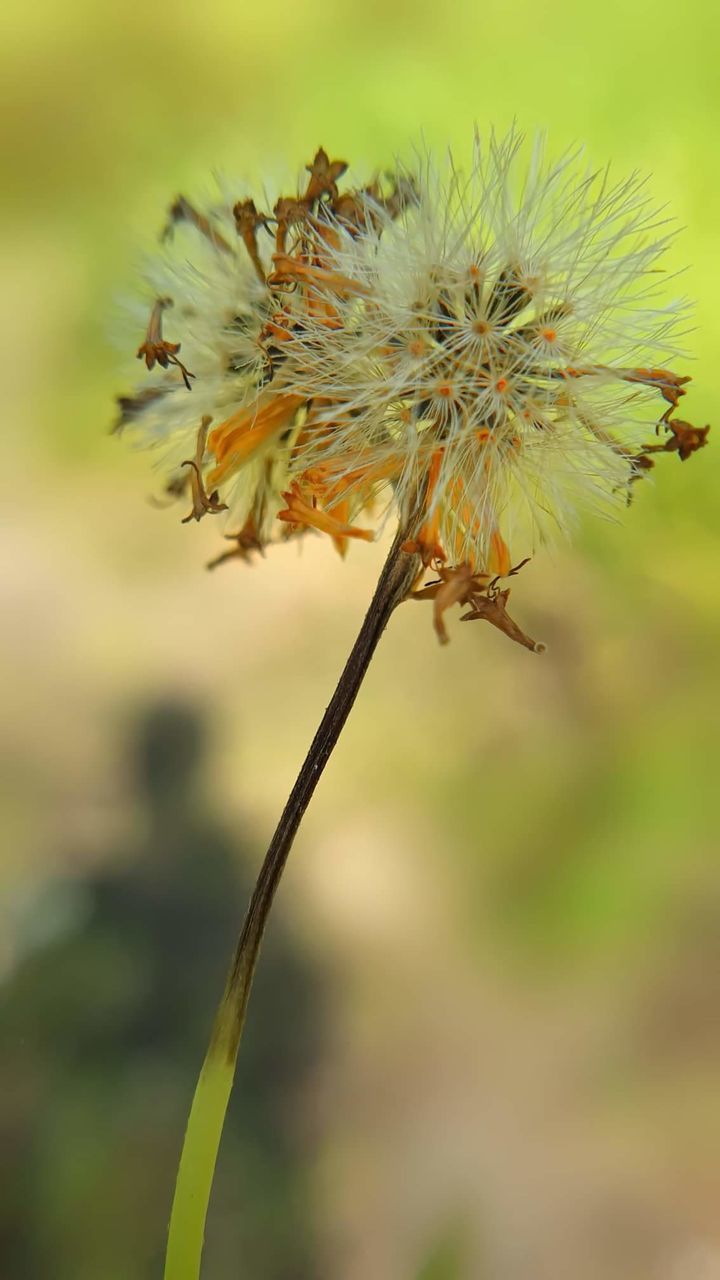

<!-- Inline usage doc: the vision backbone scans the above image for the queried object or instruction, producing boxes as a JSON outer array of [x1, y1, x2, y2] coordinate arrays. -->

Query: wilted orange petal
[[278, 486, 374, 543], [487, 528, 511, 577], [206, 394, 304, 486]]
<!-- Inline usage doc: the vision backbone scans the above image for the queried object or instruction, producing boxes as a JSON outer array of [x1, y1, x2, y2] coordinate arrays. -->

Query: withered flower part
[[233, 198, 271, 285], [272, 195, 310, 253], [181, 416, 228, 523], [330, 188, 372, 231], [619, 366, 692, 421], [412, 562, 493, 644], [147, 470, 191, 509], [558, 363, 709, 501], [625, 452, 656, 505], [412, 558, 534, 646], [161, 195, 233, 253], [277, 481, 374, 544], [112, 385, 168, 434], [136, 297, 195, 390], [460, 586, 545, 653], [267, 252, 371, 295], [331, 172, 420, 233], [641, 417, 711, 462], [206, 517, 264, 569], [304, 147, 348, 204], [379, 171, 420, 219], [625, 411, 710, 503]]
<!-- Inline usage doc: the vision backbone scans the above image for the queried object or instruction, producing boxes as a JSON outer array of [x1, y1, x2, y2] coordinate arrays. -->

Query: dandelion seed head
[[114, 131, 709, 645]]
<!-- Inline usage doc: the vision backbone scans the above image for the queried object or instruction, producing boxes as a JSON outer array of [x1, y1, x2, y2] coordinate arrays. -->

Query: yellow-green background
[[2, 2, 719, 1277]]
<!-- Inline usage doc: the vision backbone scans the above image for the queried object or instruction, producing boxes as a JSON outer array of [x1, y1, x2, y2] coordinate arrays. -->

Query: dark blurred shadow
[[0, 699, 325, 1280]]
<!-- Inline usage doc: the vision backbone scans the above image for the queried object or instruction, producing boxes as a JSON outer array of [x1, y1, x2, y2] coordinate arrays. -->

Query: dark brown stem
[[213, 526, 420, 1062]]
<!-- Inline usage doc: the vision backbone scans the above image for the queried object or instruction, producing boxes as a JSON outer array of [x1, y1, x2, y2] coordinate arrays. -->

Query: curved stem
[[164, 528, 420, 1280]]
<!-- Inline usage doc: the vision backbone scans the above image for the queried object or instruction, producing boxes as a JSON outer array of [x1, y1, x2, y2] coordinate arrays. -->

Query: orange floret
[[487, 528, 511, 577], [401, 448, 446, 565], [207, 394, 304, 487], [268, 254, 370, 296], [278, 483, 374, 545]]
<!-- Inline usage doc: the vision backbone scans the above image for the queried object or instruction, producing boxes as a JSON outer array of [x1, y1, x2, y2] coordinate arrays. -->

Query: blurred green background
[[1, 1, 719, 1277]]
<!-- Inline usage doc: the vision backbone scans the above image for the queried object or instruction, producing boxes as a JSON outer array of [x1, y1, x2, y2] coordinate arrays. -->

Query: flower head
[[115, 132, 709, 645]]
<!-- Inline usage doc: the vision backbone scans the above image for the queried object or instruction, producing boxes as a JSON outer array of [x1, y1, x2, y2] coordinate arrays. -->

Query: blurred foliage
[[1, 1, 719, 1277]]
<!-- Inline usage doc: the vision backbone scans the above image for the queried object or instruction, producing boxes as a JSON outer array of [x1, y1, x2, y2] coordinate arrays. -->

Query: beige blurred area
[[1, 2, 720, 1278]]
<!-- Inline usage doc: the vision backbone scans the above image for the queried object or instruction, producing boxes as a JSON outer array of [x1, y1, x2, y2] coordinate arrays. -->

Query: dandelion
[[114, 130, 709, 1280]]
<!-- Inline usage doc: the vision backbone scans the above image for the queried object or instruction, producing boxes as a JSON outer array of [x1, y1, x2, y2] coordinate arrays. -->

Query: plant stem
[[164, 527, 420, 1280]]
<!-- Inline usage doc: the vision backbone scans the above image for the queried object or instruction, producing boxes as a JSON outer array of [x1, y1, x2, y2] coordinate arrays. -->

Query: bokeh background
[[1, 2, 719, 1277]]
